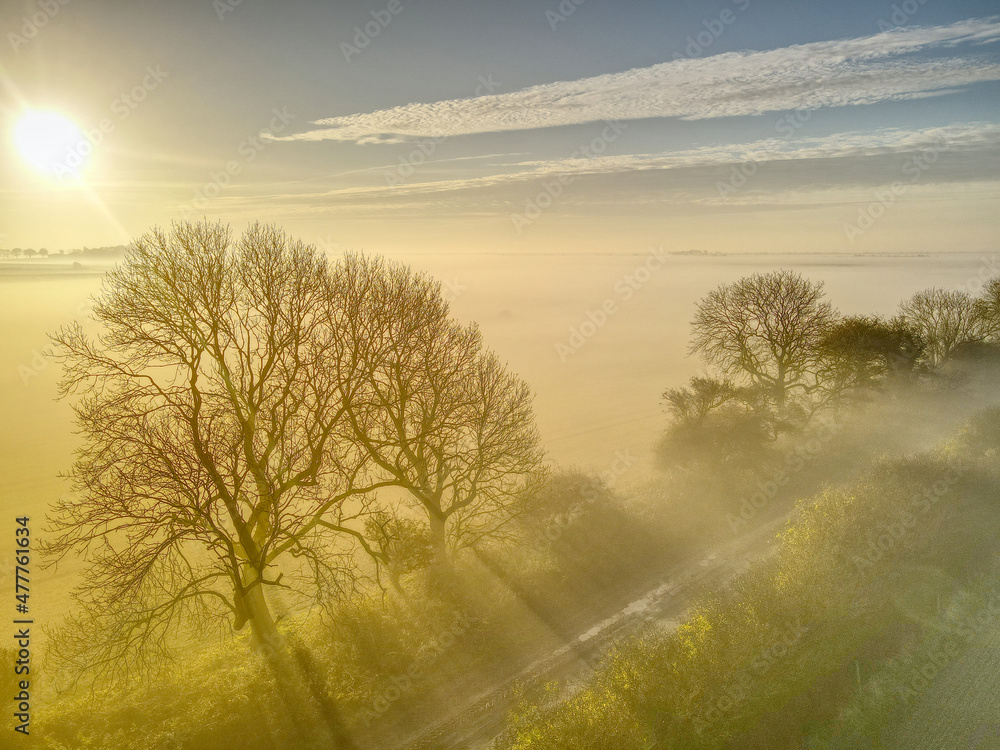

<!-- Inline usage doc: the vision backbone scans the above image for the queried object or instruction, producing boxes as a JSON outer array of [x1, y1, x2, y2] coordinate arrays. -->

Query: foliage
[[363, 512, 435, 591], [497, 407, 1000, 749], [817, 315, 925, 390]]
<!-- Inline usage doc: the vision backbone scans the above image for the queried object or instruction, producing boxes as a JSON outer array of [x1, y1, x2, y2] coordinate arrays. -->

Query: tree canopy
[[690, 270, 836, 412], [44, 221, 543, 684], [898, 288, 996, 366]]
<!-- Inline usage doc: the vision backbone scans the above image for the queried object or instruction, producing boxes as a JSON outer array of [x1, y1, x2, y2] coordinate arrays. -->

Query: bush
[[495, 408, 1000, 749]]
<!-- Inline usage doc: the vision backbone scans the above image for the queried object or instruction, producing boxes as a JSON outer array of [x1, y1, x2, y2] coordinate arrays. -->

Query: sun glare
[[14, 110, 89, 177]]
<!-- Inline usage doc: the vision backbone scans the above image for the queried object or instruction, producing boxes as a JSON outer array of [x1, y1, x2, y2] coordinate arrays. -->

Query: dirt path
[[390, 512, 787, 750]]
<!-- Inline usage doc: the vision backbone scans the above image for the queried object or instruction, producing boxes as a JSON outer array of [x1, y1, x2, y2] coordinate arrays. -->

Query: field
[[807, 555, 1000, 750], [1, 251, 997, 637], [887, 622, 1000, 749]]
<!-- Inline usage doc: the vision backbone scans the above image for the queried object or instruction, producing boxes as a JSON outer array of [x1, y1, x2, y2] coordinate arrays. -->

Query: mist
[[5, 0, 1000, 743], [2, 245, 1000, 749]]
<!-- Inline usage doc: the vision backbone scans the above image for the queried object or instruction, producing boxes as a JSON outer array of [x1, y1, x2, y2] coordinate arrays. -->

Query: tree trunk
[[242, 573, 347, 747], [428, 511, 449, 569], [240, 564, 284, 656], [245, 581, 284, 653], [388, 568, 405, 596], [774, 368, 787, 410]]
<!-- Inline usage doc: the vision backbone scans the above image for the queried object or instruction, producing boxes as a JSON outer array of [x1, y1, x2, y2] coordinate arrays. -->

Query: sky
[[0, 0, 998, 255]]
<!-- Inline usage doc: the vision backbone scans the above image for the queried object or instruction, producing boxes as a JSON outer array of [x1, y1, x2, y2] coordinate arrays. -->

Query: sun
[[14, 111, 89, 177]]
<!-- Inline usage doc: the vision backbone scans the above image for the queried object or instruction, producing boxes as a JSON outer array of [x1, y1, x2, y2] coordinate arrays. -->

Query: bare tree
[[657, 375, 777, 466], [898, 288, 994, 367], [44, 222, 387, 684], [338, 255, 544, 568], [690, 270, 836, 414], [975, 277, 1000, 340], [363, 512, 434, 593], [662, 376, 739, 427]]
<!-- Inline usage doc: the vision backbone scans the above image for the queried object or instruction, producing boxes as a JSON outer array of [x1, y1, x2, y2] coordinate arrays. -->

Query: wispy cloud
[[219, 122, 1000, 214], [274, 18, 1000, 145], [329, 152, 531, 178], [502, 122, 1000, 179]]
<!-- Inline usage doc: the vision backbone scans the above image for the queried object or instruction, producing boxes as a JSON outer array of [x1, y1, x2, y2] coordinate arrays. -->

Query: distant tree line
[[0, 247, 48, 259], [0, 245, 127, 260], [661, 270, 1000, 464]]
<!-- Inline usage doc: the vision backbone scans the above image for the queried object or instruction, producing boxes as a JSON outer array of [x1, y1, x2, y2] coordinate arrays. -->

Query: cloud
[[503, 122, 1000, 178], [274, 18, 1000, 145], [226, 122, 1000, 214]]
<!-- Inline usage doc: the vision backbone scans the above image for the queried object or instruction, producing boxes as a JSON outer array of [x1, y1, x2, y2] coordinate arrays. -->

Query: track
[[388, 512, 787, 750]]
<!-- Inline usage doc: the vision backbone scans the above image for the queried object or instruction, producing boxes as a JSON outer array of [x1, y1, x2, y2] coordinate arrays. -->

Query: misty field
[[3, 247, 1000, 750], [1, 251, 996, 636], [4, 250, 995, 482]]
